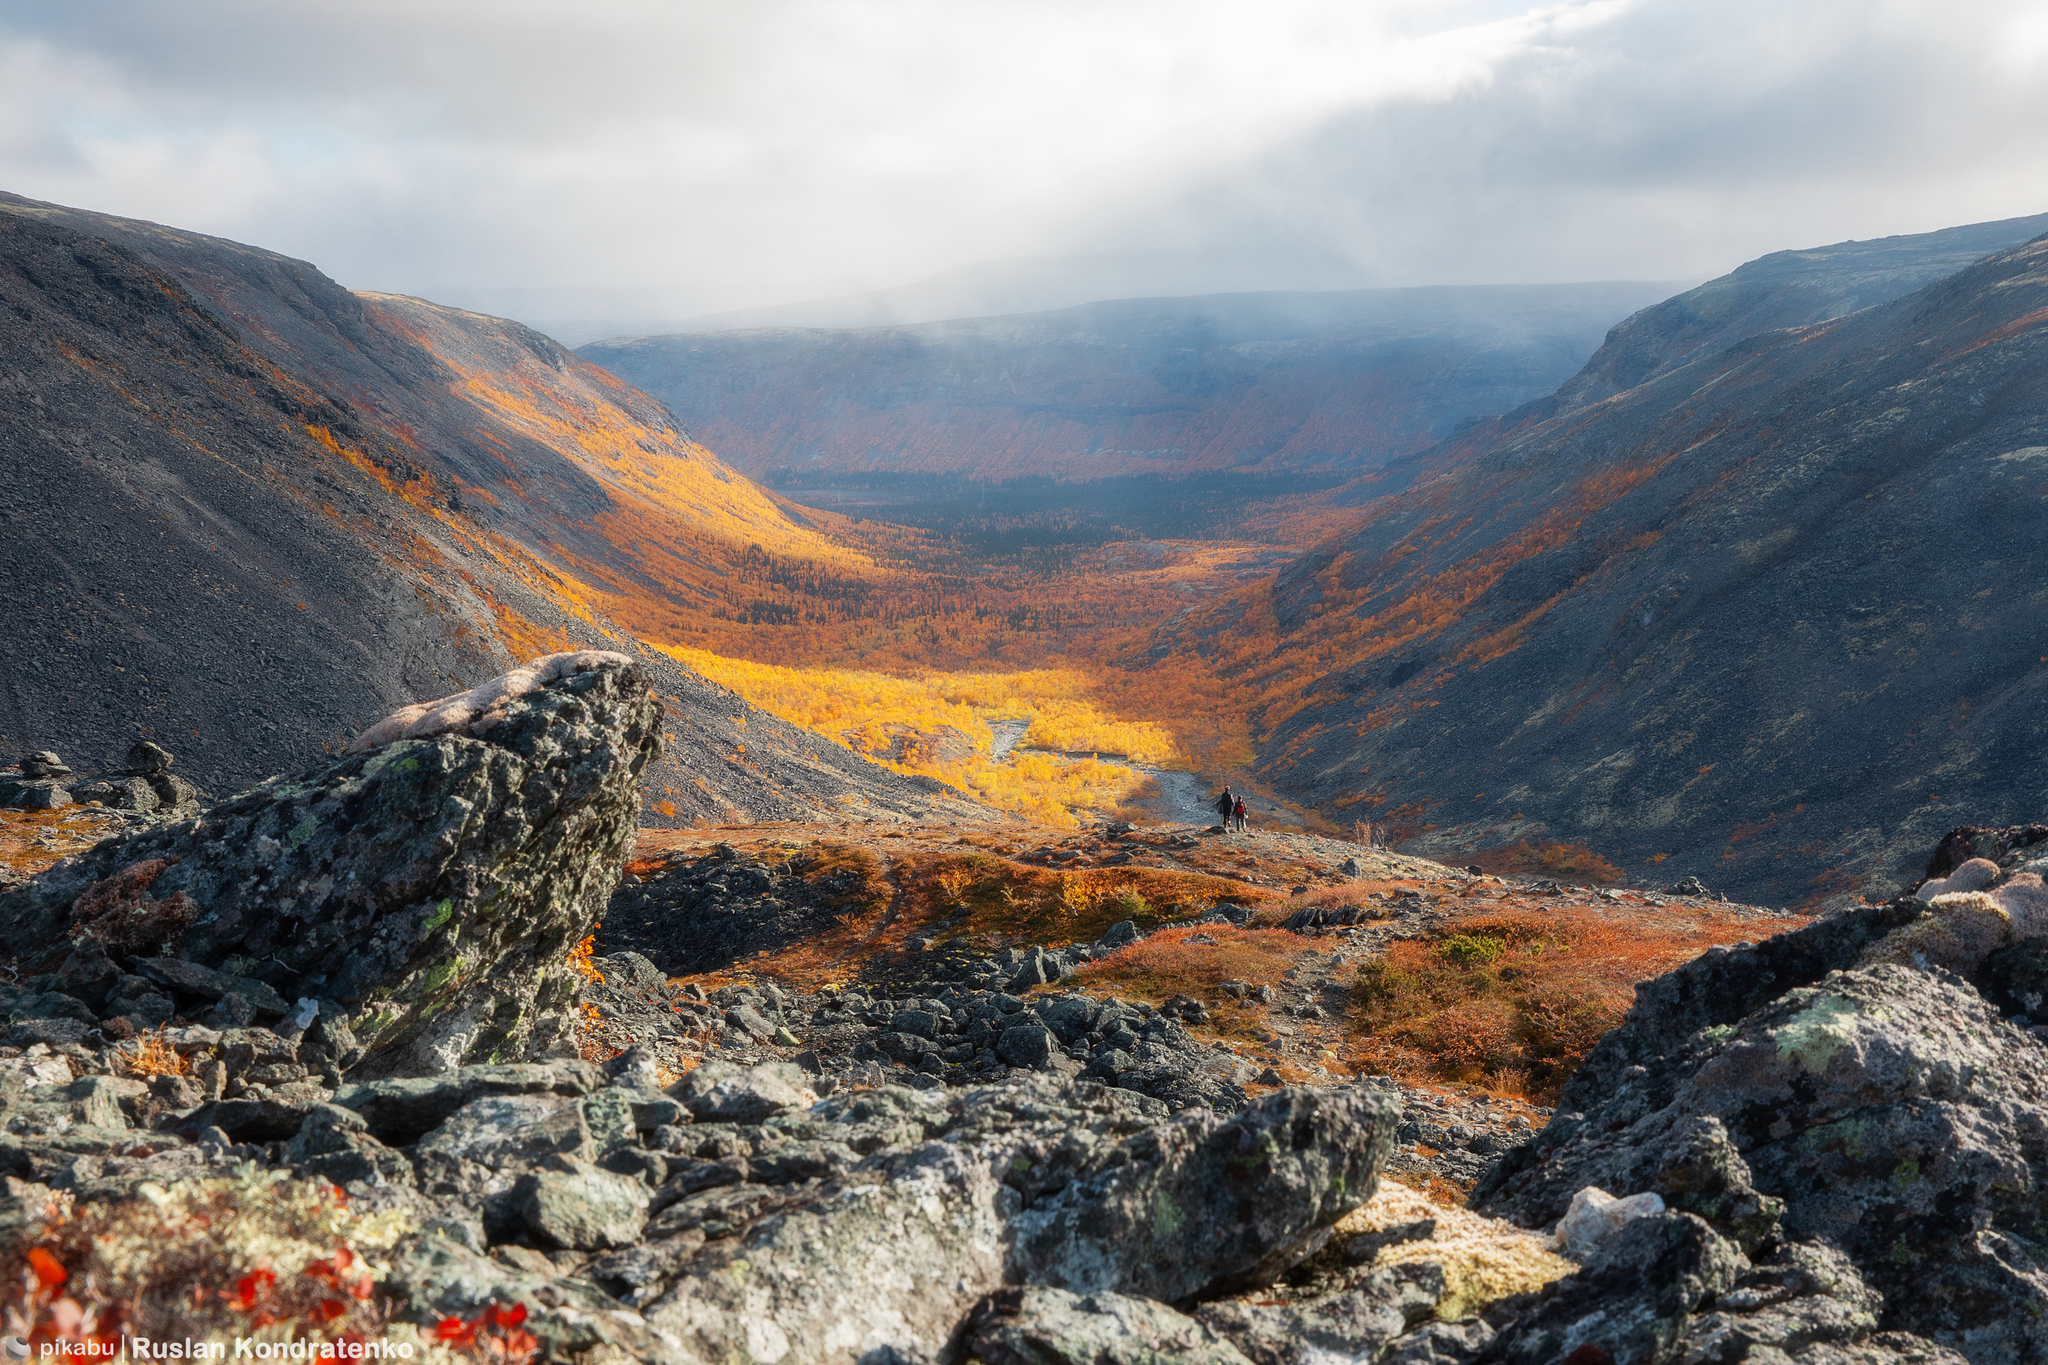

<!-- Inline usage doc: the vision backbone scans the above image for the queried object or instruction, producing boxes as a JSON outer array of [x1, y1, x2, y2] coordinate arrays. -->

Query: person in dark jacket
[[1215, 786, 1236, 828]]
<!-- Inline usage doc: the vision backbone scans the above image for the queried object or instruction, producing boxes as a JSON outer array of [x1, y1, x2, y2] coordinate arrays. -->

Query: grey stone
[[0, 652, 660, 1078], [414, 1093, 591, 1169], [1481, 1212, 1747, 1365], [1096, 920, 1142, 951], [890, 1008, 942, 1038], [876, 1030, 934, 1062], [725, 1004, 778, 1040], [332, 1061, 603, 1144], [1007, 1084, 1399, 1301], [133, 958, 290, 1014], [1382, 1320, 1495, 1365], [668, 1060, 815, 1124], [1198, 1262, 1446, 1365], [1478, 965, 2048, 1358], [516, 1160, 651, 1249], [747, 1138, 858, 1186], [181, 1091, 333, 1143], [1038, 995, 1099, 1044], [54, 941, 119, 1010], [385, 1231, 662, 1359], [970, 1286, 1254, 1365], [641, 1078, 1397, 1364], [71, 776, 159, 812], [286, 1104, 412, 1184], [1, 1016, 89, 1049], [125, 741, 174, 774], [7, 991, 97, 1026], [1082, 1049, 1135, 1082], [1679, 1241, 1883, 1364], [998, 1023, 1056, 1069]]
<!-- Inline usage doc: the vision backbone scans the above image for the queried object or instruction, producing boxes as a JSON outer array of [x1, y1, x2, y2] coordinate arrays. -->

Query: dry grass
[[1343, 903, 1789, 1101], [118, 1028, 188, 1079], [1076, 924, 1308, 1002], [1464, 840, 1624, 885], [0, 809, 93, 881]]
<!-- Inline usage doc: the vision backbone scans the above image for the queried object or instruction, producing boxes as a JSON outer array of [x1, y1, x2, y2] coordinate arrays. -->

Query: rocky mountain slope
[[0, 190, 984, 826], [579, 283, 1677, 483], [1154, 222, 2048, 907], [2, 654, 2039, 1363], [1549, 210, 2048, 411]]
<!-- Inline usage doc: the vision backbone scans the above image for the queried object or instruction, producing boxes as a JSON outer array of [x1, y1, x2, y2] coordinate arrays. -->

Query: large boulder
[[1478, 948, 2048, 1362], [0, 650, 660, 1077], [643, 1077, 1400, 1363]]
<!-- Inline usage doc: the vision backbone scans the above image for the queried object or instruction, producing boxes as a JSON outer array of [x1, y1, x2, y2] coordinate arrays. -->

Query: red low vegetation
[[1344, 903, 1790, 1100]]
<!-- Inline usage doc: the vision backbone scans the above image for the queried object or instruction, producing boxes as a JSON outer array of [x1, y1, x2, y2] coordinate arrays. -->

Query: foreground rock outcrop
[[7, 655, 2048, 1365], [1475, 888, 2048, 1364], [0, 650, 659, 1076]]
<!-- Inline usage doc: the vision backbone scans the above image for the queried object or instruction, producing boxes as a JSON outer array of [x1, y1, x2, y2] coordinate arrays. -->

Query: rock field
[[0, 653, 2041, 1363]]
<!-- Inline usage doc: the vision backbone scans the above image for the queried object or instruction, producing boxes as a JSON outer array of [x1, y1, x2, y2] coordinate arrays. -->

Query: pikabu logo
[[5, 1336, 30, 1360]]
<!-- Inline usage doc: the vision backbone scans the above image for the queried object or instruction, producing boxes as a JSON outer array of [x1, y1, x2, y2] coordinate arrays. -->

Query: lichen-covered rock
[[1478, 965, 2048, 1362], [1855, 892, 2011, 973], [669, 1059, 815, 1123], [1197, 1262, 1445, 1365], [1335, 1180, 1574, 1322], [332, 1060, 604, 1143], [0, 652, 660, 1077], [1530, 902, 1927, 1122], [969, 1286, 1255, 1365], [515, 1160, 650, 1249], [1476, 1212, 1747, 1365], [1679, 1241, 1884, 1363], [643, 1077, 1398, 1363]]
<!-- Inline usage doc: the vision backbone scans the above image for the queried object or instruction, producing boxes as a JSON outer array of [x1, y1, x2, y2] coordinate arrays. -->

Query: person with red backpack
[[1232, 796, 1248, 832]]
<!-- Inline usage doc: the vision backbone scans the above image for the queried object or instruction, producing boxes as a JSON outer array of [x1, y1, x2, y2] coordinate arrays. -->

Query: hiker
[[1215, 786, 1236, 828], [1233, 796, 1248, 832]]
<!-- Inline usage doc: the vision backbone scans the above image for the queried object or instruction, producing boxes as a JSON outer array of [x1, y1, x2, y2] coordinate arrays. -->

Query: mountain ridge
[[1152, 223, 2048, 906], [579, 282, 1681, 483], [0, 190, 992, 827]]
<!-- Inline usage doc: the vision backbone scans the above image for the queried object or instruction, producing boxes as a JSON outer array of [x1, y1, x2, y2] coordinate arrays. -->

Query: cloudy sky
[[4, 0, 2046, 327]]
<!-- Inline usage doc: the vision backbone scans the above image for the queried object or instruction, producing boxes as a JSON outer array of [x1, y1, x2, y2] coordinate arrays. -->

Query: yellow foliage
[[665, 647, 1188, 827], [120, 1027, 188, 1079]]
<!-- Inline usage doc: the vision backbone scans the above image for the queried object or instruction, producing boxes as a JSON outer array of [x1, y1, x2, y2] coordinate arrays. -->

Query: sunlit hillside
[[666, 648, 1190, 827]]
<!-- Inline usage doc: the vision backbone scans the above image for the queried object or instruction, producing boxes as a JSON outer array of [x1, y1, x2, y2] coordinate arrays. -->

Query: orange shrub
[[1465, 840, 1624, 884], [1346, 903, 1788, 1101], [1075, 924, 1307, 1002]]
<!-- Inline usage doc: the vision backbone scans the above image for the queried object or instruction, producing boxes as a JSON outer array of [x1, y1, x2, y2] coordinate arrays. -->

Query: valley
[[7, 190, 2048, 896], [4, 186, 2048, 1361]]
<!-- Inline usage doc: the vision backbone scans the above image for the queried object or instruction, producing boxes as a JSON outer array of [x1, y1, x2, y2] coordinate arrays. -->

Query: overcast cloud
[[2, 0, 2045, 324]]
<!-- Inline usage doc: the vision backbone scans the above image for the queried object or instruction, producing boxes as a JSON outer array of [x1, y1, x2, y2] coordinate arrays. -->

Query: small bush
[[119, 1027, 187, 1079], [1436, 934, 1505, 968]]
